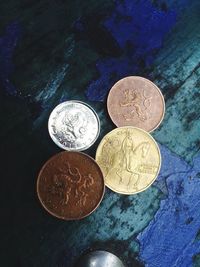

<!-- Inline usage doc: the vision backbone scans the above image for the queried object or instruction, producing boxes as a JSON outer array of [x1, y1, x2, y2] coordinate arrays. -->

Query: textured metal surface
[[75, 250, 125, 267], [48, 101, 100, 151], [107, 76, 165, 132], [37, 151, 105, 220], [96, 127, 161, 194]]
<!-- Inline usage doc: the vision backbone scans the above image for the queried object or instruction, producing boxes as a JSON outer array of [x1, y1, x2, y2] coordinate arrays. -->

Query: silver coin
[[48, 100, 100, 151], [75, 250, 125, 267]]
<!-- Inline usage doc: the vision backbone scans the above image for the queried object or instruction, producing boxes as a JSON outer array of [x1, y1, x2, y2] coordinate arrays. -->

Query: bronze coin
[[107, 76, 165, 132], [37, 151, 105, 220]]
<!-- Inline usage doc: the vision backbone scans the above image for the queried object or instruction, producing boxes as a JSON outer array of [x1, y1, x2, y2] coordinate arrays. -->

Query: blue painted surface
[[138, 145, 200, 266], [0, 0, 200, 266], [0, 22, 21, 95], [85, 0, 176, 101]]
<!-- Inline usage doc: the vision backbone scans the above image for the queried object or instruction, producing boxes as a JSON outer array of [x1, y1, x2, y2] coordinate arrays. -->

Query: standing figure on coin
[[114, 131, 140, 190], [96, 127, 161, 195]]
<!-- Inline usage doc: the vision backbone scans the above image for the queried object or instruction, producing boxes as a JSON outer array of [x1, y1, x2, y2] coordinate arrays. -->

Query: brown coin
[[37, 151, 105, 220], [107, 76, 165, 132]]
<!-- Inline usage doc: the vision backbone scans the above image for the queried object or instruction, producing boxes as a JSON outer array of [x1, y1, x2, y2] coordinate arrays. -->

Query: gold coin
[[96, 127, 161, 195]]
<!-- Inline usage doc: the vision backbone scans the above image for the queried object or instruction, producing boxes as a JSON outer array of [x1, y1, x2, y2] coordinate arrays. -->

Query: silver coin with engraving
[[48, 101, 100, 151]]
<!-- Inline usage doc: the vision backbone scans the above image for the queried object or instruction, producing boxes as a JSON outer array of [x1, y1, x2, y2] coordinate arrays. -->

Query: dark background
[[1, 1, 200, 266]]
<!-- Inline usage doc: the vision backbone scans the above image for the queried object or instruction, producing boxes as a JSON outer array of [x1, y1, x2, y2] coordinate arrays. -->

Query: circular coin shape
[[107, 76, 165, 132], [75, 250, 125, 267], [96, 127, 161, 195], [37, 151, 105, 220], [48, 100, 100, 151]]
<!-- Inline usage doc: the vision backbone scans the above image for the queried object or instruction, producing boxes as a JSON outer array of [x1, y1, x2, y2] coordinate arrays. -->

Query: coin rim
[[107, 76, 165, 133], [95, 126, 161, 195], [37, 151, 105, 220], [77, 250, 125, 267], [48, 100, 100, 151]]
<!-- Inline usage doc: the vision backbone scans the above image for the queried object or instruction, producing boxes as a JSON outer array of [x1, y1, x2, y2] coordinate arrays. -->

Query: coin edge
[[36, 151, 105, 220], [95, 126, 162, 195], [48, 100, 101, 151], [107, 76, 165, 133]]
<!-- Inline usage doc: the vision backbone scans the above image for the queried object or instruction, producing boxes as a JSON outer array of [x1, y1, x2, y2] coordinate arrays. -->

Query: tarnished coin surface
[[96, 127, 161, 195], [37, 151, 105, 220], [107, 76, 165, 132], [48, 100, 100, 151]]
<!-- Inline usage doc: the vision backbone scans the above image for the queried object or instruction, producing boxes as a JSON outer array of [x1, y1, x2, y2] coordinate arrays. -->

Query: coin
[[96, 127, 161, 195], [75, 250, 125, 267], [37, 151, 105, 220], [107, 76, 165, 132], [48, 100, 100, 151]]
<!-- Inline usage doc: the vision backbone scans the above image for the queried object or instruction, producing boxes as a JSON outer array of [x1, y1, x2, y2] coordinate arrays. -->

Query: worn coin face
[[107, 76, 165, 132], [96, 127, 161, 195], [37, 151, 105, 220], [48, 101, 100, 151]]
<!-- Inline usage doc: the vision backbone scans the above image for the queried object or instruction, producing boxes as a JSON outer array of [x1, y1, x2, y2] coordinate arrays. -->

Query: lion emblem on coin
[[61, 110, 88, 143], [49, 162, 94, 206]]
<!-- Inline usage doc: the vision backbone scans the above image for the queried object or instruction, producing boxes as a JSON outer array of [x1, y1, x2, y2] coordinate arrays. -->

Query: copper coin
[[37, 151, 105, 220], [107, 76, 165, 132]]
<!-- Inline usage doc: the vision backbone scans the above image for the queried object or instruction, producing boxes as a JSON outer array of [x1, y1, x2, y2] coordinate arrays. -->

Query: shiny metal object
[[96, 127, 161, 195], [75, 250, 125, 267], [48, 100, 100, 151], [107, 76, 165, 132]]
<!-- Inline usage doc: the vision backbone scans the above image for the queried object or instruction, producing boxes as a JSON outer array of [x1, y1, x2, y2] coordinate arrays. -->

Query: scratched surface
[[1, 0, 200, 266]]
